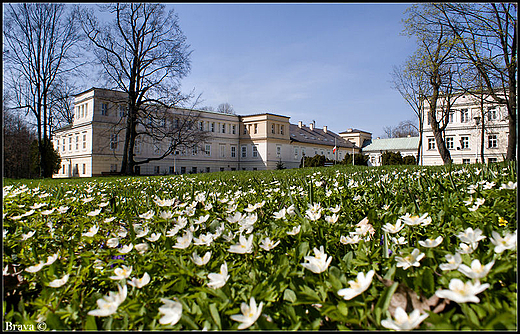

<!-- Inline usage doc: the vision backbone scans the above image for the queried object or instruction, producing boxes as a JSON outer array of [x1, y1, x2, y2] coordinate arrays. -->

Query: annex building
[[52, 88, 360, 178]]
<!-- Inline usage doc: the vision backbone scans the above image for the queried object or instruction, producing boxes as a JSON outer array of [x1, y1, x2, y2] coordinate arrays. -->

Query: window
[[119, 105, 125, 118], [243, 125, 247, 134], [276, 145, 281, 157], [191, 167, 197, 174], [488, 157, 498, 163], [83, 134, 86, 149], [460, 136, 469, 149], [280, 125, 284, 135], [154, 166, 160, 174], [173, 119, 179, 129], [252, 145, 258, 158], [231, 146, 236, 158], [169, 166, 175, 174], [294, 147, 299, 160], [271, 124, 275, 134], [232, 125, 236, 134], [181, 166, 186, 174], [302, 147, 306, 157], [110, 134, 118, 150], [446, 137, 454, 150], [428, 138, 436, 150], [110, 164, 117, 172], [82, 164, 86, 174], [462, 159, 471, 164], [101, 103, 108, 116], [199, 121, 204, 131], [488, 134, 498, 148], [220, 167, 224, 172], [153, 139, 160, 154], [222, 123, 226, 133], [211, 122, 215, 132], [254, 124, 258, 134], [241, 145, 247, 158], [205, 144, 211, 156], [69, 137, 72, 151], [206, 167, 211, 173], [192, 146, 198, 156], [135, 138, 141, 154], [488, 108, 498, 121], [460, 109, 469, 123], [62, 165, 65, 174], [62, 139, 65, 152]]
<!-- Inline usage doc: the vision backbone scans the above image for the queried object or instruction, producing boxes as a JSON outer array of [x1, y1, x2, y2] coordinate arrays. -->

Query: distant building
[[421, 91, 509, 165], [363, 136, 420, 166], [52, 88, 362, 177]]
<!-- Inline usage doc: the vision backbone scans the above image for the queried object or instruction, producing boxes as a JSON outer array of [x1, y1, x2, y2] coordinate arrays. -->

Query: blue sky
[[170, 3, 419, 138]]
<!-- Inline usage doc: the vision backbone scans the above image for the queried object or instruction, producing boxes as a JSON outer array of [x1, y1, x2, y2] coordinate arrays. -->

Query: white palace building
[[52, 88, 511, 177], [52, 88, 361, 178]]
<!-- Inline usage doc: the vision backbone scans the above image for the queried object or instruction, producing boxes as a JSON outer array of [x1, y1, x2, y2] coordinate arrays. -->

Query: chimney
[[309, 122, 314, 131], [323, 125, 327, 133], [298, 121, 303, 128]]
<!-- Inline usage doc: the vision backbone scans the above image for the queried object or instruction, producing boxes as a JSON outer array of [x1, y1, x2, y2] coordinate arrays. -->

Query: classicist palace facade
[[52, 88, 360, 178]]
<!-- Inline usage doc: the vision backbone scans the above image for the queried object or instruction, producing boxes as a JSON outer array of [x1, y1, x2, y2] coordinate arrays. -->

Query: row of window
[[426, 107, 500, 125], [427, 134, 498, 151], [56, 133, 88, 153], [60, 163, 87, 175]]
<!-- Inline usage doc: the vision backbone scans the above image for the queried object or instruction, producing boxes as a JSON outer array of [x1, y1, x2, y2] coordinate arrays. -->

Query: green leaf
[[283, 289, 297, 303], [209, 303, 221, 329]]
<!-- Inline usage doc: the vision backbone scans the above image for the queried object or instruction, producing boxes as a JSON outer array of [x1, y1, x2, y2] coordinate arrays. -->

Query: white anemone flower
[[329, 205, 341, 213], [88, 284, 127, 317], [109, 265, 133, 280], [154, 198, 176, 207], [489, 230, 517, 253], [301, 246, 332, 274], [456, 227, 486, 249], [230, 297, 264, 330], [41, 208, 55, 216], [146, 232, 161, 242], [160, 211, 174, 220], [228, 234, 254, 254], [45, 253, 60, 265], [305, 203, 322, 221], [56, 206, 69, 214], [26, 262, 46, 273], [87, 208, 102, 217], [259, 237, 280, 251], [158, 298, 183, 326], [172, 231, 192, 249], [134, 225, 150, 238], [499, 181, 517, 190], [418, 236, 443, 248], [48, 274, 70, 288], [82, 225, 99, 237], [439, 253, 462, 271], [21, 231, 36, 240], [391, 236, 408, 245], [128, 272, 151, 288], [337, 270, 375, 300], [325, 214, 339, 224], [119, 244, 133, 254], [395, 249, 425, 270], [191, 251, 211, 266], [272, 208, 287, 220], [435, 278, 490, 303], [208, 262, 230, 289], [193, 233, 214, 246], [458, 259, 494, 280], [287, 225, 301, 235], [107, 238, 119, 248], [139, 210, 154, 220], [135, 243, 149, 254], [340, 234, 362, 245], [194, 214, 210, 225], [400, 213, 431, 226], [382, 220, 405, 234], [381, 306, 429, 331]]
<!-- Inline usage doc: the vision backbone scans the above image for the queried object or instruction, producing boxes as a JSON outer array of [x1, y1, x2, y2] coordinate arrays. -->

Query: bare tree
[[391, 59, 432, 163], [403, 4, 463, 164], [382, 120, 419, 139], [432, 3, 516, 161], [79, 3, 196, 175], [3, 3, 82, 177], [217, 103, 235, 115]]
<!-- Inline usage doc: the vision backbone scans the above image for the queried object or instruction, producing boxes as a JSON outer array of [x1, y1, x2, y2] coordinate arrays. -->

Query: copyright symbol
[[37, 322, 47, 331]]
